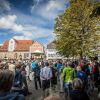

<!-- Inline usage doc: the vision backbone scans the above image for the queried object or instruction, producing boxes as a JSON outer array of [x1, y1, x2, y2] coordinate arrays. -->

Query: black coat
[[70, 90, 90, 100], [51, 67, 57, 86]]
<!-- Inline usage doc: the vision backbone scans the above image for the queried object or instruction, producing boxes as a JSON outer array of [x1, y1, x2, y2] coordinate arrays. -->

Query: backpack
[[77, 71, 86, 84], [13, 69, 23, 88]]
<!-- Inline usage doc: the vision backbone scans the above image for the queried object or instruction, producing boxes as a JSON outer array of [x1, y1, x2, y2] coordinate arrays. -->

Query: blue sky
[[0, 0, 68, 45]]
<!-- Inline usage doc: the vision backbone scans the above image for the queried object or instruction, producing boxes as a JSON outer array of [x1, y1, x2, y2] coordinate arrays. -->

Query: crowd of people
[[0, 58, 100, 100]]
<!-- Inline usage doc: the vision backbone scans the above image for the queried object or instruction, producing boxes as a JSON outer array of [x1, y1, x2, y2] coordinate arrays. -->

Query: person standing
[[56, 60, 63, 92], [50, 62, 58, 94], [25, 61, 31, 80], [8, 60, 16, 75], [34, 63, 41, 90], [31, 59, 37, 71], [40, 62, 52, 98], [76, 66, 87, 90], [12, 62, 30, 96], [62, 61, 76, 99]]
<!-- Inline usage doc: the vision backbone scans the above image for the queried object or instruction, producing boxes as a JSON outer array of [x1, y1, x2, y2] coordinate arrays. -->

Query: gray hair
[[72, 78, 83, 90]]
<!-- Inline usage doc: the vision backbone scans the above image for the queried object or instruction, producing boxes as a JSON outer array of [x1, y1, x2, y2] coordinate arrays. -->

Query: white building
[[46, 41, 63, 60]]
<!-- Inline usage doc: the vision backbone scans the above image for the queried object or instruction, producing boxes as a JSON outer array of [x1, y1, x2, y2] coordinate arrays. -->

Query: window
[[24, 53, 29, 58]]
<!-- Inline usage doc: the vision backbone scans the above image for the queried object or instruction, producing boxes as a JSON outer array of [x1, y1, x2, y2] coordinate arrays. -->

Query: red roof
[[0, 41, 9, 52], [0, 40, 33, 52]]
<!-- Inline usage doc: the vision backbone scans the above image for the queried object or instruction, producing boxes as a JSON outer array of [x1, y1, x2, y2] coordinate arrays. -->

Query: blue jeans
[[64, 82, 72, 99]]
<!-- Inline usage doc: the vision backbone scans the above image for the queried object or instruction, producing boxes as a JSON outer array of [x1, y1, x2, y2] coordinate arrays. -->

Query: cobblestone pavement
[[26, 80, 98, 100]]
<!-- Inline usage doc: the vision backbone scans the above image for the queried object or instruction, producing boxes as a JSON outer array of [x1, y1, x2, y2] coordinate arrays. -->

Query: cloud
[[0, 44, 3, 46], [10, 9, 48, 28], [23, 25, 53, 38], [13, 36, 31, 40], [0, 15, 33, 38], [0, 0, 67, 45], [0, 15, 54, 42], [13, 25, 55, 45], [31, 0, 40, 11], [31, 0, 66, 20], [0, 0, 11, 12], [0, 15, 23, 32], [46, 0, 65, 11]]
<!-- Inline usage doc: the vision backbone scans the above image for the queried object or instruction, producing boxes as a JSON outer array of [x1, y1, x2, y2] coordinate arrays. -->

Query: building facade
[[0, 38, 45, 60], [46, 41, 63, 60], [30, 41, 45, 59]]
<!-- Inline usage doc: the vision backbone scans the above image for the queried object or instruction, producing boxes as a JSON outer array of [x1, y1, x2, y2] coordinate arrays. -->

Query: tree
[[86, 2, 100, 56], [91, 0, 100, 17], [91, 5, 100, 56], [55, 0, 100, 59]]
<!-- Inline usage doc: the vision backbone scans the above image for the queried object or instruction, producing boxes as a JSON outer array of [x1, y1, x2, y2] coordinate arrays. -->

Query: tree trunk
[[80, 51, 83, 60]]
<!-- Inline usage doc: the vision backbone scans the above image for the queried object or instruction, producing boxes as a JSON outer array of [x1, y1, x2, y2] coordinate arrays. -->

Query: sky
[[0, 0, 69, 45]]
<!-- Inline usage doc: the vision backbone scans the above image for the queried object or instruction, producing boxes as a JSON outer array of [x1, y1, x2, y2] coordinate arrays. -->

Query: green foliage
[[91, 0, 100, 17], [55, 0, 100, 58]]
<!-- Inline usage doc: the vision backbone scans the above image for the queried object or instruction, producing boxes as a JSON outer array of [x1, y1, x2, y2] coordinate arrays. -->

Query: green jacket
[[62, 66, 76, 83]]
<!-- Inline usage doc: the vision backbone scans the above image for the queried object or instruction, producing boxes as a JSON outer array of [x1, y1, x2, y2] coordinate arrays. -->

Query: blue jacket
[[77, 71, 87, 83], [57, 63, 62, 72], [0, 92, 25, 100], [31, 61, 37, 71]]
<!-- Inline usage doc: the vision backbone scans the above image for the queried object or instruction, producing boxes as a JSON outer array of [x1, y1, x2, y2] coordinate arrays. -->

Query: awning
[[33, 50, 44, 54]]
